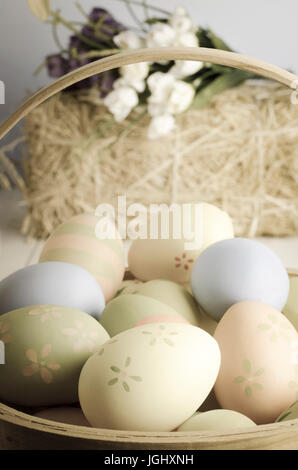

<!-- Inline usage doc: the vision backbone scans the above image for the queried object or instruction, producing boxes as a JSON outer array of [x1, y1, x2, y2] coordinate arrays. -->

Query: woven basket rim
[[1, 401, 298, 445], [0, 267, 297, 445]]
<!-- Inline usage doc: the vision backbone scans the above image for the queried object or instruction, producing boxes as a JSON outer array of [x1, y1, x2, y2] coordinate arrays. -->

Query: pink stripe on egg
[[41, 234, 124, 277], [134, 315, 189, 327]]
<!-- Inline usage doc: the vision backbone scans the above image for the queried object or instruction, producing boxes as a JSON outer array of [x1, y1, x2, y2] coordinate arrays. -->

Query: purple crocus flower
[[46, 55, 70, 78], [89, 7, 126, 36]]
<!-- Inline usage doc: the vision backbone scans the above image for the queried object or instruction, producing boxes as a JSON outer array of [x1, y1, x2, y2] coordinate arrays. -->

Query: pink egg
[[214, 300, 298, 424]]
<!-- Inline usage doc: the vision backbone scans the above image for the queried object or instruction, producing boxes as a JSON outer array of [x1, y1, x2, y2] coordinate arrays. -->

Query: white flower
[[119, 62, 149, 92], [166, 80, 195, 114], [148, 115, 176, 139], [147, 72, 195, 116], [104, 86, 138, 122], [169, 6, 196, 34], [170, 60, 203, 79], [175, 31, 199, 47], [147, 72, 175, 95], [113, 30, 145, 49], [146, 22, 176, 48]]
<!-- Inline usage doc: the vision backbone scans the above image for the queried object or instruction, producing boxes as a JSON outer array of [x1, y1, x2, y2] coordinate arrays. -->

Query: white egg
[[128, 203, 234, 285], [79, 323, 221, 431]]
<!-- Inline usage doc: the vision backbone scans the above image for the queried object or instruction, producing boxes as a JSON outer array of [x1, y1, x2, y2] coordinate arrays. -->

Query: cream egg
[[79, 323, 221, 431], [177, 409, 256, 431], [128, 203, 234, 285]]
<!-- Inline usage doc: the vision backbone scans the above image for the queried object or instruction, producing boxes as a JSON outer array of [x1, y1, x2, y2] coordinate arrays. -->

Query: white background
[[0, 0, 297, 124]]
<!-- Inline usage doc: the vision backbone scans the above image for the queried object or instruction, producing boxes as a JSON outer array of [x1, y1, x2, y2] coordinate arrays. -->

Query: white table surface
[[0, 189, 298, 281]]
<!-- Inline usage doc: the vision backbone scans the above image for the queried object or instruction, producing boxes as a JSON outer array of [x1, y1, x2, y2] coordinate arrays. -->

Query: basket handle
[[0, 46, 297, 141]]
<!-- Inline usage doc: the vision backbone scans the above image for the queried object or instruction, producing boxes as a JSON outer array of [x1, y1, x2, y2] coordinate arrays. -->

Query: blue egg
[[191, 238, 289, 321], [0, 262, 105, 319]]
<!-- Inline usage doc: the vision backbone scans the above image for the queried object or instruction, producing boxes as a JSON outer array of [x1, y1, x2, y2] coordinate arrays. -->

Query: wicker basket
[[0, 47, 298, 450]]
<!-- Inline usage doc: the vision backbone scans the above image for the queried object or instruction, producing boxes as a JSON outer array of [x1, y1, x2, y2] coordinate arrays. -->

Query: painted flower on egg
[[22, 345, 61, 384], [108, 356, 142, 392], [62, 320, 99, 352], [233, 359, 265, 398], [174, 253, 194, 271], [141, 324, 179, 347]]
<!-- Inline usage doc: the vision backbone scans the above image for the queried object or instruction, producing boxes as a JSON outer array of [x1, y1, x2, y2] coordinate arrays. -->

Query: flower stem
[[50, 10, 107, 50], [110, 0, 170, 16], [71, 49, 120, 60]]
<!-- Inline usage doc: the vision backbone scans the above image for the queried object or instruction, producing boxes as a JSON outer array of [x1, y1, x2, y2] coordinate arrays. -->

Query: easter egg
[[0, 305, 109, 407], [198, 389, 220, 412], [34, 407, 90, 426], [115, 279, 144, 297], [283, 272, 298, 331], [0, 262, 105, 319], [191, 238, 289, 321], [276, 400, 298, 422], [128, 203, 234, 285], [79, 323, 221, 431], [135, 279, 217, 334], [39, 213, 125, 302], [177, 409, 256, 431], [214, 301, 298, 424], [100, 294, 188, 337]]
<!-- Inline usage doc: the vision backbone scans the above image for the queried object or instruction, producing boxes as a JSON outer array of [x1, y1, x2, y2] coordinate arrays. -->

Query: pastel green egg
[[39, 213, 125, 303], [277, 400, 298, 422], [100, 294, 188, 337], [135, 279, 217, 334], [0, 305, 109, 407], [283, 274, 298, 331], [177, 409, 256, 431]]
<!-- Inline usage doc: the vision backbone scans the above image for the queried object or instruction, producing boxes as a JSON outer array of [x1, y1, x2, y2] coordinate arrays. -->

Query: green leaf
[[288, 380, 297, 389], [108, 378, 118, 386], [142, 331, 152, 335], [243, 359, 252, 373], [123, 381, 130, 392], [27, 0, 50, 21], [197, 28, 214, 49], [145, 17, 168, 25], [130, 376, 142, 382], [252, 383, 263, 390], [98, 348, 104, 356], [234, 376, 245, 384], [191, 70, 255, 110], [254, 368, 265, 377], [206, 28, 233, 51], [110, 366, 120, 373], [245, 385, 252, 397], [125, 357, 131, 367]]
